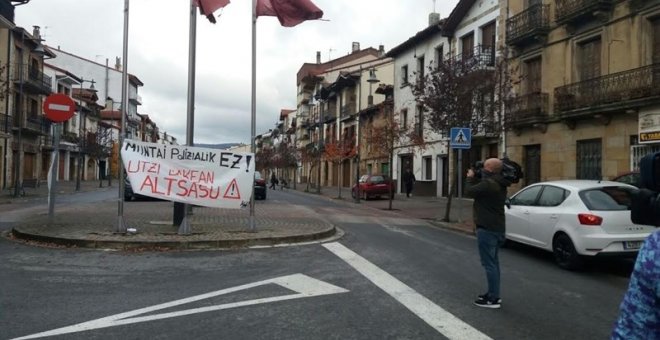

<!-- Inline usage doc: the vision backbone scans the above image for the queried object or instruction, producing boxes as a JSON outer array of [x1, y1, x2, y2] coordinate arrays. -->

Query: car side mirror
[[505, 198, 511, 209]]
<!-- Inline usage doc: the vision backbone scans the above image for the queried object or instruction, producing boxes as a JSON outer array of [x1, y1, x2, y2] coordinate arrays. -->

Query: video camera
[[631, 152, 660, 226], [473, 157, 524, 185]]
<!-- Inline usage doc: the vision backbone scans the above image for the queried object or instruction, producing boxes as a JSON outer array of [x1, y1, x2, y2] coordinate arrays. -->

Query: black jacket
[[465, 173, 511, 233]]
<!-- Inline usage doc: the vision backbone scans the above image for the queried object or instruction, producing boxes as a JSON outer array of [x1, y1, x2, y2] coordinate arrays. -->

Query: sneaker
[[476, 293, 502, 304], [474, 296, 501, 309]]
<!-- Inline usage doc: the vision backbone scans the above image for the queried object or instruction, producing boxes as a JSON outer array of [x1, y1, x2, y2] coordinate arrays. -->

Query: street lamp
[[12, 27, 47, 197], [355, 68, 379, 202], [75, 78, 95, 191]]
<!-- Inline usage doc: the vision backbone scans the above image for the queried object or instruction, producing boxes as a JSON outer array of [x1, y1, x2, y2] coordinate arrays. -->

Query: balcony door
[[524, 57, 542, 94], [462, 33, 474, 61], [577, 38, 601, 81], [653, 18, 660, 63]]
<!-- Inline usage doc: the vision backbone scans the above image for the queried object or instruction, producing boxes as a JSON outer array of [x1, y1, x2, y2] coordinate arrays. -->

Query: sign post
[[43, 93, 76, 221], [450, 127, 471, 223]]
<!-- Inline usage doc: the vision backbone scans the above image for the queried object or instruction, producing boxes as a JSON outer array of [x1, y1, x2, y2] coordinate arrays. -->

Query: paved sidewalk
[[3, 179, 474, 250]]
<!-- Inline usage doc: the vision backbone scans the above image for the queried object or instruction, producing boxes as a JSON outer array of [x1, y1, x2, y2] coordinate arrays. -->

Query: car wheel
[[351, 190, 356, 199], [552, 233, 583, 270]]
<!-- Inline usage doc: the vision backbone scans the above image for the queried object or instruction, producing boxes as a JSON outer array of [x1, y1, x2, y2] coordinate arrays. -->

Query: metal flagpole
[[178, 0, 197, 235], [249, 0, 257, 232], [116, 0, 129, 233]]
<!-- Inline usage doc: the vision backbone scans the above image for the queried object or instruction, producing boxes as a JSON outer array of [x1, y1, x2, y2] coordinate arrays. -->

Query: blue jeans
[[477, 228, 506, 299]]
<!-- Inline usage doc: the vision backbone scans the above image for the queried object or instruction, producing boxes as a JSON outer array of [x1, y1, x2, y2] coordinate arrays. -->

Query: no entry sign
[[43, 93, 76, 122]]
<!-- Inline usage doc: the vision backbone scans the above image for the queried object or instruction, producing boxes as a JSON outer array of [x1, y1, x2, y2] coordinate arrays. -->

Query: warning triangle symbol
[[223, 179, 241, 200]]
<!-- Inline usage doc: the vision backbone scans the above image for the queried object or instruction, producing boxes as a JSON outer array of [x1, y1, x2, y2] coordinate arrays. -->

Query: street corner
[[426, 219, 476, 236]]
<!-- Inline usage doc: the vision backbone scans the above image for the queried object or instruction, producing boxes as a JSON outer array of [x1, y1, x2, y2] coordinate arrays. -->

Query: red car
[[352, 174, 395, 200]]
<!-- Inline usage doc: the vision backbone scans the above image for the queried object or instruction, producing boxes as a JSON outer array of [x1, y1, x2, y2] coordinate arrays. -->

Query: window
[[580, 187, 634, 211], [381, 163, 389, 176], [423, 156, 432, 180], [578, 38, 601, 81], [461, 33, 474, 61], [401, 65, 409, 85], [367, 163, 373, 175], [537, 186, 567, 207], [481, 22, 496, 66], [434, 45, 444, 69], [576, 139, 602, 180], [415, 105, 424, 135], [653, 18, 660, 63], [524, 57, 542, 94], [417, 55, 425, 80], [511, 185, 542, 205], [401, 108, 408, 129], [524, 144, 541, 186]]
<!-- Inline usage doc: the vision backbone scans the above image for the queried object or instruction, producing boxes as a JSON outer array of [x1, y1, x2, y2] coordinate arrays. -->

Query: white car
[[505, 180, 654, 269]]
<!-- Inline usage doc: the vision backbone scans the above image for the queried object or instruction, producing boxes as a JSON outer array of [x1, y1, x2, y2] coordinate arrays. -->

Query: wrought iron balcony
[[555, 0, 612, 25], [506, 4, 550, 46], [453, 44, 495, 69], [340, 104, 356, 121], [554, 63, 660, 114], [13, 63, 52, 95], [505, 92, 549, 128]]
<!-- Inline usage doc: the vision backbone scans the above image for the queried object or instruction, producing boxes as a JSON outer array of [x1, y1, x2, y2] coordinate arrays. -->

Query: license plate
[[623, 241, 643, 250]]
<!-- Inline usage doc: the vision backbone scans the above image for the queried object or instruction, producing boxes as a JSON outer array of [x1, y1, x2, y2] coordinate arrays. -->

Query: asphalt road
[[1, 189, 634, 340]]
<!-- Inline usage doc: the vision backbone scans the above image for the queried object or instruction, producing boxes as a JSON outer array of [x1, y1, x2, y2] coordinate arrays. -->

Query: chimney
[[378, 45, 385, 56], [115, 57, 122, 71], [32, 26, 41, 40], [429, 12, 441, 26], [316, 51, 321, 64], [352, 42, 360, 53], [105, 97, 115, 111]]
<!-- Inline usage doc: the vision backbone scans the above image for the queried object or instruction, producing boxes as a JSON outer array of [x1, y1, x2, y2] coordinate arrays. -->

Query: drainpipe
[[2, 31, 10, 190]]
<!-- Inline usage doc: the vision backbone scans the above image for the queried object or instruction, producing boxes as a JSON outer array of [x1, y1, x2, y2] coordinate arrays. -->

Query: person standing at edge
[[611, 228, 660, 339], [403, 169, 416, 198], [465, 158, 511, 309]]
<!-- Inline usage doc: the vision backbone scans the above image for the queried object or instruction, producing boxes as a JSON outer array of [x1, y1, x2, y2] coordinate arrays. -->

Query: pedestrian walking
[[611, 228, 660, 339], [269, 172, 278, 190], [465, 158, 512, 309], [403, 169, 416, 197]]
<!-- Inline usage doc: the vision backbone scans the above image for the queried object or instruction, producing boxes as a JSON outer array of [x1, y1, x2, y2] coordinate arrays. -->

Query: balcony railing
[[555, 0, 612, 24], [13, 63, 52, 95], [554, 64, 660, 113], [453, 44, 495, 69], [505, 92, 549, 127], [506, 4, 550, 46], [340, 104, 356, 121], [24, 116, 51, 135]]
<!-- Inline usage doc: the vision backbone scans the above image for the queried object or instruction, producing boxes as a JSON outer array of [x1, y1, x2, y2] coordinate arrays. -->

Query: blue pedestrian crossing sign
[[450, 127, 471, 149]]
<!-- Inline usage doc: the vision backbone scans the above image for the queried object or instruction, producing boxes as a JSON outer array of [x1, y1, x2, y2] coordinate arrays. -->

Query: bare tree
[[411, 46, 518, 222], [368, 101, 427, 210], [84, 123, 114, 187], [323, 137, 356, 199], [298, 145, 321, 192]]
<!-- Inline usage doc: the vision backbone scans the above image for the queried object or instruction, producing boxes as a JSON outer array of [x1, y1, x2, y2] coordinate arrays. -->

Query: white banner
[[120, 139, 255, 209]]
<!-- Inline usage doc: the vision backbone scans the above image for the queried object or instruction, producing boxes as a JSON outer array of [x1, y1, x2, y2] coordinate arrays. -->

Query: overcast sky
[[15, 0, 459, 145]]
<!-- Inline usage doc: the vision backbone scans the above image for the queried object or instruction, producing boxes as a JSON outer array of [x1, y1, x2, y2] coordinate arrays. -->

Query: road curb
[[10, 226, 338, 251]]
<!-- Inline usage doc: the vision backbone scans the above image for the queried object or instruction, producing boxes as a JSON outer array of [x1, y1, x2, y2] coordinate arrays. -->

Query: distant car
[[612, 171, 641, 188], [254, 171, 267, 200], [351, 174, 395, 200], [124, 177, 149, 201], [505, 180, 654, 270]]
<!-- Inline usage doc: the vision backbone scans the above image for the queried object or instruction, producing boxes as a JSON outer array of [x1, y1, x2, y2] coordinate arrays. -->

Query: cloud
[[16, 0, 459, 144]]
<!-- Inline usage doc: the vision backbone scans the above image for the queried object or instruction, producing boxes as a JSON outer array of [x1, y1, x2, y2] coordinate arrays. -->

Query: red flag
[[256, 0, 323, 27], [194, 0, 230, 24]]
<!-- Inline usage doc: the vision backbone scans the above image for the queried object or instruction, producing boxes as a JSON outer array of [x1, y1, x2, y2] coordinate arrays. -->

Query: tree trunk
[[443, 180, 458, 222], [337, 161, 342, 199], [387, 150, 394, 210]]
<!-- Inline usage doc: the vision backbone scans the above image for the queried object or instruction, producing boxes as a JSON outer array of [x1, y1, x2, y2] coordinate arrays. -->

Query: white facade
[[45, 48, 143, 139], [390, 18, 451, 197]]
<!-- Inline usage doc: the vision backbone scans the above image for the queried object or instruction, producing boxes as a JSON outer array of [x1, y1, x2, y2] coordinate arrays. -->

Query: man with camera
[[466, 158, 513, 309]]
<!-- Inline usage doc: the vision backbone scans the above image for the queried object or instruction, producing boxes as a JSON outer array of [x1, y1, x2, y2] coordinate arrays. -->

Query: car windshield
[[579, 186, 635, 211], [255, 171, 262, 180]]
